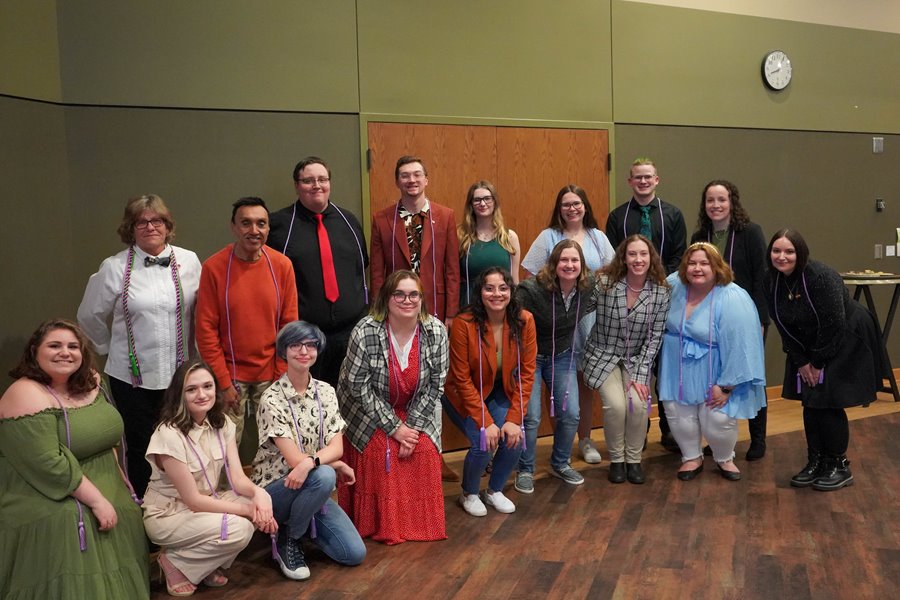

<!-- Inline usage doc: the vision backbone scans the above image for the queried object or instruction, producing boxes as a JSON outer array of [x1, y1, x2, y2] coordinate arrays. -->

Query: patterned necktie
[[639, 205, 652, 240], [315, 214, 339, 302]]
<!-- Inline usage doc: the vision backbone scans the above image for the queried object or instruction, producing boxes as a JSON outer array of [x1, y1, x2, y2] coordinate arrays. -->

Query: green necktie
[[639, 205, 652, 240]]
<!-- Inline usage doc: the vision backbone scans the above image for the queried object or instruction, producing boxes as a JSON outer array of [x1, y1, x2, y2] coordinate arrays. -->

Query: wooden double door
[[366, 121, 610, 451]]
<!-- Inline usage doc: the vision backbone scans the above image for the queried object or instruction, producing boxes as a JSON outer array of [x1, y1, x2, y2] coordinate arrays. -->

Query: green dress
[[460, 238, 512, 307], [0, 389, 150, 599]]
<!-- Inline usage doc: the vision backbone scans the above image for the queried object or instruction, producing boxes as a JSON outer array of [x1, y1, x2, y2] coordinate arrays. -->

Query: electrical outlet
[[873, 137, 884, 153], [875, 244, 883, 259]]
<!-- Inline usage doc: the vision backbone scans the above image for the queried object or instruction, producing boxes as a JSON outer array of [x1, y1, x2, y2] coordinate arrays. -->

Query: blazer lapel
[[390, 206, 412, 266]]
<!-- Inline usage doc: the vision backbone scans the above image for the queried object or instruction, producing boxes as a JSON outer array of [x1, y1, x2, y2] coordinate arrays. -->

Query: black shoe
[[745, 440, 766, 461], [677, 462, 703, 481], [703, 445, 712, 457], [608, 462, 626, 484], [812, 456, 854, 491], [660, 433, 680, 454], [626, 463, 645, 484], [790, 449, 824, 488], [716, 463, 742, 481]]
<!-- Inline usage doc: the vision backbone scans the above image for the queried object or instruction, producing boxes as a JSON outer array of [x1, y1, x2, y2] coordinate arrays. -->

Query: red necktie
[[315, 214, 339, 302]]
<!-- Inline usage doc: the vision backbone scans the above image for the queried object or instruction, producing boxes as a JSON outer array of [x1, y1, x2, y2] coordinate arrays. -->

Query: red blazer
[[370, 201, 460, 321], [445, 310, 537, 428]]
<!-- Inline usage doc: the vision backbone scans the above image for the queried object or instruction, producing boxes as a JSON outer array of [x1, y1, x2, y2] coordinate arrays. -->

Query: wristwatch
[[309, 455, 320, 469], [720, 386, 733, 394]]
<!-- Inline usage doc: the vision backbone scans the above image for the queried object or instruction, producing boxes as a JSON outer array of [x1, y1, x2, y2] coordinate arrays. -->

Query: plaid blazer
[[337, 315, 449, 452], [581, 274, 670, 389]]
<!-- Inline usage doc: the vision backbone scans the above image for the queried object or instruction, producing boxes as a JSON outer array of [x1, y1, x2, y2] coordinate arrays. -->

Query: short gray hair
[[275, 320, 327, 359]]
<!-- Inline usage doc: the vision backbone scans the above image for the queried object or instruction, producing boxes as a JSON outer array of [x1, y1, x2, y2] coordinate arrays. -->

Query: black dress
[[768, 260, 884, 408]]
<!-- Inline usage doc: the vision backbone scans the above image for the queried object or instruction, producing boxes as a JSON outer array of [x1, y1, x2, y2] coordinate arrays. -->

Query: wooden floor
[[150, 396, 900, 599]]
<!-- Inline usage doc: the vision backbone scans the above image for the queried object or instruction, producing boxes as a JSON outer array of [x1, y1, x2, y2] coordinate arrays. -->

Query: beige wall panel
[[612, 1, 900, 133], [56, 0, 359, 111], [62, 106, 361, 294], [0, 96, 72, 385], [358, 0, 613, 122], [615, 124, 900, 384], [0, 0, 62, 101]]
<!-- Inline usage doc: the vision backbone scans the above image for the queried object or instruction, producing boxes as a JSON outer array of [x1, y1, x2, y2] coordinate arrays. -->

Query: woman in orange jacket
[[444, 267, 537, 517]]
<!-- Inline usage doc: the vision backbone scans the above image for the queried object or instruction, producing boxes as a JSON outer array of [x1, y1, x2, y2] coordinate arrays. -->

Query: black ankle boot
[[745, 407, 767, 461], [790, 449, 824, 487], [608, 462, 626, 484], [812, 456, 854, 491]]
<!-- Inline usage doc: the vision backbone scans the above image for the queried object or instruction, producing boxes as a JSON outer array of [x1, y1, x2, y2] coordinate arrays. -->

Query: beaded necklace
[[121, 246, 186, 387]]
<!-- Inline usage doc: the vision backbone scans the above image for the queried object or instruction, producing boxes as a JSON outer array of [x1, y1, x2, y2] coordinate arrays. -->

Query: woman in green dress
[[0, 318, 149, 600], [458, 180, 521, 308]]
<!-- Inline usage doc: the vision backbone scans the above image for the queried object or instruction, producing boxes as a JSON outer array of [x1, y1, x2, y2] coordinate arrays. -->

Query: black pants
[[108, 376, 165, 498], [803, 406, 849, 456]]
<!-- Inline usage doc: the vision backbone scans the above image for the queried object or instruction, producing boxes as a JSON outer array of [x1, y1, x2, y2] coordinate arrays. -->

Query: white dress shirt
[[78, 244, 202, 389]]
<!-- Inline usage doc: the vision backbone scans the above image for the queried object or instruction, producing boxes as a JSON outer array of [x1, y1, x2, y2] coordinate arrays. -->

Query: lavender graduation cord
[[476, 324, 526, 451], [284, 378, 326, 539], [623, 198, 665, 261], [183, 427, 236, 542], [282, 202, 369, 304], [677, 286, 717, 405], [392, 202, 439, 317], [623, 280, 655, 414], [773, 272, 824, 392], [707, 228, 736, 267], [549, 286, 581, 417], [224, 245, 282, 399], [386, 322, 423, 472]]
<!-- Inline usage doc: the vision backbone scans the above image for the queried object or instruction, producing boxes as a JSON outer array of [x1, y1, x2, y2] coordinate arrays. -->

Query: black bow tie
[[144, 255, 171, 267]]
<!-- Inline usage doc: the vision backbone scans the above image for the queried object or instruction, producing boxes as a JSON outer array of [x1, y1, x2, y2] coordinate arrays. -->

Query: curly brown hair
[[695, 180, 751, 235], [9, 319, 99, 395]]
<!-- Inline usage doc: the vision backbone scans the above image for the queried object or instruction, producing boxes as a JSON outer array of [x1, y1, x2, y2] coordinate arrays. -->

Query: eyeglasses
[[391, 290, 422, 302], [630, 174, 656, 181], [398, 171, 426, 181], [560, 201, 583, 210], [135, 218, 165, 230], [472, 196, 494, 205], [297, 177, 330, 186], [288, 341, 319, 352]]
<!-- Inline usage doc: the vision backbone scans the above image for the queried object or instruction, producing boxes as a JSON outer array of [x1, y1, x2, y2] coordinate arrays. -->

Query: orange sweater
[[445, 310, 536, 428], [195, 245, 298, 388]]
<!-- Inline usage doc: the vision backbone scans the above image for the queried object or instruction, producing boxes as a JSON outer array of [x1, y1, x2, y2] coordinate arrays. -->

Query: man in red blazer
[[370, 156, 460, 325]]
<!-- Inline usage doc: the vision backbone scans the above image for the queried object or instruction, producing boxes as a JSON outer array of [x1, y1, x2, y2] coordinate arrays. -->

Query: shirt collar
[[398, 199, 430, 218], [186, 418, 212, 443]]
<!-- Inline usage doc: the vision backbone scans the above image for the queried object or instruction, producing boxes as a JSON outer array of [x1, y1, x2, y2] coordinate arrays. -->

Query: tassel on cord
[[796, 372, 801, 394], [479, 427, 487, 452], [385, 444, 391, 473], [562, 391, 568, 413], [521, 425, 527, 451], [220, 514, 228, 541], [550, 396, 556, 418], [819, 368, 824, 384], [310, 520, 318, 539], [270, 534, 280, 561]]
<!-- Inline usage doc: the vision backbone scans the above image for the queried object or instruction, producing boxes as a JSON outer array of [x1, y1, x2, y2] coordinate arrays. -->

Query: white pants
[[600, 365, 648, 464], [663, 401, 737, 463]]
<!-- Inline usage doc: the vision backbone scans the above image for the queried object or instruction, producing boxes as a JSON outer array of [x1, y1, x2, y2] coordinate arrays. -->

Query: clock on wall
[[762, 50, 792, 90]]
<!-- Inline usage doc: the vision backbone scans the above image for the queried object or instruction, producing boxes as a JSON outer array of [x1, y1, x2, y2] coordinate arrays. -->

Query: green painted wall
[[0, 0, 62, 101], [615, 124, 900, 383], [611, 1, 900, 133], [56, 0, 359, 111], [1, 96, 71, 373], [357, 0, 613, 122]]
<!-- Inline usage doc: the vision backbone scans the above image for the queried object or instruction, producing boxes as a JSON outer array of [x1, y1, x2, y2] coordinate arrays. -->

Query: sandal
[[158, 551, 197, 597], [202, 569, 229, 588]]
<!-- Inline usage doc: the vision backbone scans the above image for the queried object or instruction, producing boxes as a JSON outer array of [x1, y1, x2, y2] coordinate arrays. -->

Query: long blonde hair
[[458, 180, 516, 257]]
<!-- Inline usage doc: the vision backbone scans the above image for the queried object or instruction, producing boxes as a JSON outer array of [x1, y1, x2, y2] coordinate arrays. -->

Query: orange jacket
[[445, 310, 536, 428]]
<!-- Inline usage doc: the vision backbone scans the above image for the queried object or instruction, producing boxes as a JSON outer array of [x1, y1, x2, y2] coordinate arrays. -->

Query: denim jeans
[[443, 388, 523, 496], [517, 350, 580, 473], [265, 465, 366, 566]]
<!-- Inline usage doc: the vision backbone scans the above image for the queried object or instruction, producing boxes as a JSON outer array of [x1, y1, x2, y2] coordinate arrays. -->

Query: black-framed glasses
[[288, 341, 319, 352], [297, 177, 330, 186], [135, 218, 165, 230], [472, 195, 494, 205], [391, 290, 422, 302], [560, 201, 583, 210]]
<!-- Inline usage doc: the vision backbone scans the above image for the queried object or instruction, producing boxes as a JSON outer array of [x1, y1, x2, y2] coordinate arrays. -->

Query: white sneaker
[[459, 493, 487, 517], [483, 490, 516, 514], [580, 438, 602, 464]]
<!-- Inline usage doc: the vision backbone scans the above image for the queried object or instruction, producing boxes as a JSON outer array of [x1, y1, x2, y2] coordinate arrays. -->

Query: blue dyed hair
[[276, 320, 327, 360]]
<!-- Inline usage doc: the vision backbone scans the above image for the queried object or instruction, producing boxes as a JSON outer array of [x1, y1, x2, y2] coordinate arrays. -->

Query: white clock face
[[763, 51, 792, 90]]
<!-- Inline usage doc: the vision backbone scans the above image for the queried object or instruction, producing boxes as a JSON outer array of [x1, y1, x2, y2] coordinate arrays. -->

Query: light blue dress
[[658, 274, 766, 419], [521, 228, 615, 356]]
